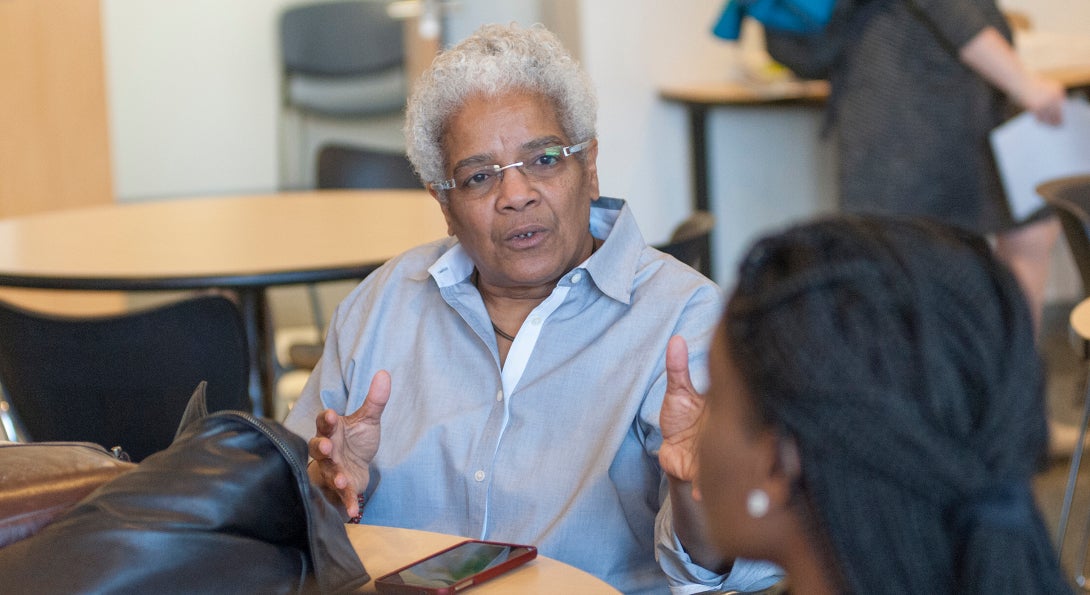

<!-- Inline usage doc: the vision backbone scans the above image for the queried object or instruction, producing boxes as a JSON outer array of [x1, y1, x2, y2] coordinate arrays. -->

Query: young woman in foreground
[[692, 216, 1070, 593]]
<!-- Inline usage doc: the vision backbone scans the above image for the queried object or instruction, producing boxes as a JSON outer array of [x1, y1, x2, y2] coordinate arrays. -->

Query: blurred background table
[[0, 189, 447, 417]]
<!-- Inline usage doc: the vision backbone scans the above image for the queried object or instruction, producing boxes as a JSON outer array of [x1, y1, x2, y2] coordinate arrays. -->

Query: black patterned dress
[[825, 0, 1019, 235]]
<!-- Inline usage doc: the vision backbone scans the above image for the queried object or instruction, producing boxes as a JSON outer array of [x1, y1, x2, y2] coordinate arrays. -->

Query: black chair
[[317, 144, 419, 190], [1040, 175, 1090, 297], [1037, 174, 1090, 577], [279, 0, 407, 188], [280, 0, 405, 117], [654, 210, 715, 279], [0, 295, 250, 462]]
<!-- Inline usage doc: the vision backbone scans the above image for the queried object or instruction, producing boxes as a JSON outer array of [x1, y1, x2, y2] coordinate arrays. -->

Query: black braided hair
[[724, 215, 1069, 593]]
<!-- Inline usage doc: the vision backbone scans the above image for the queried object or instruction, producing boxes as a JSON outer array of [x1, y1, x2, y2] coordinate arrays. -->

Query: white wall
[[100, 0, 1090, 294], [578, 1, 731, 248], [102, 0, 295, 200], [578, 1, 837, 284]]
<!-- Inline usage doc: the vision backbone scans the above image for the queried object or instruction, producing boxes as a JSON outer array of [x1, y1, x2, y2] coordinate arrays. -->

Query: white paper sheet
[[990, 96, 1090, 222]]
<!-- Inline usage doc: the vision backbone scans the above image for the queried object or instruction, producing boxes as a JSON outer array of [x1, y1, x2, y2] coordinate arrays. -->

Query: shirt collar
[[426, 196, 644, 305], [426, 242, 474, 287], [584, 197, 642, 305]]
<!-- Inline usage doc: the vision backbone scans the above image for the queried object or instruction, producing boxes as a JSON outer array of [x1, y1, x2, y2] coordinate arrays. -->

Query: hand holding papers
[[990, 96, 1090, 222]]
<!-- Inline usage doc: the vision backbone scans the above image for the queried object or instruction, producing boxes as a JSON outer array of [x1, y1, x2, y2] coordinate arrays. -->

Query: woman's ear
[[582, 138, 600, 201], [435, 197, 455, 236], [753, 430, 800, 514], [768, 434, 802, 510]]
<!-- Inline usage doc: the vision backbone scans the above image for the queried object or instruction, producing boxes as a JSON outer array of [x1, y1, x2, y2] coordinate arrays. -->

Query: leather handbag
[[0, 441, 137, 548], [0, 384, 369, 594]]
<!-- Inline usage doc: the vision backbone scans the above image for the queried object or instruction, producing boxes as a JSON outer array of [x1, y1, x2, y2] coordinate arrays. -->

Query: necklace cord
[[475, 236, 599, 343], [491, 321, 516, 342]]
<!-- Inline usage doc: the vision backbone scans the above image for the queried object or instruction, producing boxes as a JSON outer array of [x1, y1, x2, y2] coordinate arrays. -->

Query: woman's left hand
[[659, 335, 705, 482]]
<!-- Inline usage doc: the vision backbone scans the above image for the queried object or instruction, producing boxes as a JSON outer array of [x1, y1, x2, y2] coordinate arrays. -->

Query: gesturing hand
[[307, 370, 391, 519], [658, 336, 705, 483]]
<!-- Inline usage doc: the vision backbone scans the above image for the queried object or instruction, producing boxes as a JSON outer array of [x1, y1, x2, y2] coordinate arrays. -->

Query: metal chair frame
[[654, 210, 716, 279], [1039, 174, 1090, 586]]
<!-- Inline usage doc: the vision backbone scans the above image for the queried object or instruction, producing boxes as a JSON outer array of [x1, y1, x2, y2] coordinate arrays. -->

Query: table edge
[[0, 264, 381, 292]]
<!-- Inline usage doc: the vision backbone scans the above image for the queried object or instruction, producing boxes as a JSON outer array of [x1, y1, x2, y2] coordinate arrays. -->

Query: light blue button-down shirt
[[285, 197, 783, 594]]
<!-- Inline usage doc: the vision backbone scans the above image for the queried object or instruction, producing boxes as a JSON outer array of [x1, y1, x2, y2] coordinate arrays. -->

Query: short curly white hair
[[404, 23, 598, 193]]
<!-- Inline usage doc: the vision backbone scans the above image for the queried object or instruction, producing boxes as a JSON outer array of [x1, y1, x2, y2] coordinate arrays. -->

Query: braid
[[725, 215, 1068, 593]]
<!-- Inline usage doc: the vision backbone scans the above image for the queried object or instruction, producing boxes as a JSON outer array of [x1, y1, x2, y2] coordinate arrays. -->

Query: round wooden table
[[346, 524, 621, 594], [0, 189, 449, 416]]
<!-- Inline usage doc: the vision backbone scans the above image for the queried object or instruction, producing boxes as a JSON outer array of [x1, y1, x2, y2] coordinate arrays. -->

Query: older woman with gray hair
[[285, 22, 782, 595]]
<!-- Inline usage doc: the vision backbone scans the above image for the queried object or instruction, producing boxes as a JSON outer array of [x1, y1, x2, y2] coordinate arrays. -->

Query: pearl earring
[[747, 489, 770, 519]]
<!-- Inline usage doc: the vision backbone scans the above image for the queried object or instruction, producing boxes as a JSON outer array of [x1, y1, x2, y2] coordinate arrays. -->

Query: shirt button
[[571, 272, 582, 284], [496, 390, 503, 401], [530, 316, 542, 326], [474, 470, 486, 482]]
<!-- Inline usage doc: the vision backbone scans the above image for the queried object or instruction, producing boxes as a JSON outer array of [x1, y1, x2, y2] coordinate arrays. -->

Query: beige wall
[[0, 0, 123, 314], [0, 0, 113, 217]]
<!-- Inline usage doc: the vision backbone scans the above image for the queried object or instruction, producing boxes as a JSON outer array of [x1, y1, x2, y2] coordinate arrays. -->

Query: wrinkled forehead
[[439, 90, 567, 167]]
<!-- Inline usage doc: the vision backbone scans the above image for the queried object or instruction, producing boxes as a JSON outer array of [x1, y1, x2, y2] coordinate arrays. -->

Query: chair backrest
[[317, 144, 420, 189], [653, 210, 716, 279], [0, 295, 251, 462], [1038, 175, 1090, 297], [280, 0, 406, 117], [281, 0, 402, 77]]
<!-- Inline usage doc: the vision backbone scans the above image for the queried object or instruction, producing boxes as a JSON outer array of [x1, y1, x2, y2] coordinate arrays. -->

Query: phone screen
[[383, 541, 535, 588]]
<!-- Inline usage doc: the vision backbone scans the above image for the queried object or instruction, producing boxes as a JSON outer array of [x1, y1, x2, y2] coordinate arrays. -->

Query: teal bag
[[713, 0, 839, 39]]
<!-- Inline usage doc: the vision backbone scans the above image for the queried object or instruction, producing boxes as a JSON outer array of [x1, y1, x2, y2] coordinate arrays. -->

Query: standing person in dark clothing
[[768, 0, 1065, 333]]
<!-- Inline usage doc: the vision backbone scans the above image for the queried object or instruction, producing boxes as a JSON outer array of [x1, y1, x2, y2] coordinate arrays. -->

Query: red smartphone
[[373, 539, 538, 594]]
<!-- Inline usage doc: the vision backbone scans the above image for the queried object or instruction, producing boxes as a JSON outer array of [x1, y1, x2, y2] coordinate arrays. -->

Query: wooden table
[[346, 524, 621, 594], [0, 189, 448, 417]]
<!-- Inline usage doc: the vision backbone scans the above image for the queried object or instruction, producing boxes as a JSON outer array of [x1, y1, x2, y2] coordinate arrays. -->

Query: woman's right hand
[[307, 370, 391, 519], [958, 27, 1065, 127], [1015, 75, 1065, 126]]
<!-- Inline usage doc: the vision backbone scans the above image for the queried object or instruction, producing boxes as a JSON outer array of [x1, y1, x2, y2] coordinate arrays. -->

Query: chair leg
[[1058, 363, 1090, 583], [306, 283, 326, 339], [0, 391, 27, 442]]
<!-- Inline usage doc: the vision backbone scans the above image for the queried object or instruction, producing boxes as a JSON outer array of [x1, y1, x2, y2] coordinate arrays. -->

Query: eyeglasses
[[429, 139, 593, 199]]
